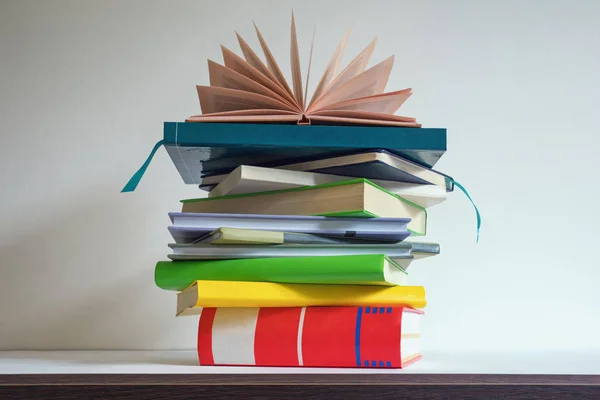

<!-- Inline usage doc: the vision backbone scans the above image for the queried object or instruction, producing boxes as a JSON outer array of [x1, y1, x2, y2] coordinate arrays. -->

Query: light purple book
[[167, 212, 411, 244]]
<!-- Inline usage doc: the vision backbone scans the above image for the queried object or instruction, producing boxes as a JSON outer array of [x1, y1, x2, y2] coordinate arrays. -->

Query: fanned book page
[[186, 12, 421, 127]]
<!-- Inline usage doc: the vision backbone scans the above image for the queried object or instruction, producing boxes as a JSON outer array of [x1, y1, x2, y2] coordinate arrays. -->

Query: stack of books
[[154, 161, 445, 368], [124, 14, 478, 369]]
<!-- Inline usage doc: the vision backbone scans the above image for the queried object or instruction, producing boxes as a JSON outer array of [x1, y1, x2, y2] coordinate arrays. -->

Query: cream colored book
[[181, 178, 428, 235], [205, 165, 446, 208], [185, 12, 420, 127]]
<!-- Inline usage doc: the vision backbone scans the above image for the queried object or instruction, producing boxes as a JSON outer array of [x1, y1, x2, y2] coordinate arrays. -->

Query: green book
[[155, 254, 408, 291], [180, 178, 427, 235]]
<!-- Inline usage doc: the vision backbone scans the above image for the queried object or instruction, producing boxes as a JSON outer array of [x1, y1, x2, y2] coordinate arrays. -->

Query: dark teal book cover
[[162, 122, 447, 185]]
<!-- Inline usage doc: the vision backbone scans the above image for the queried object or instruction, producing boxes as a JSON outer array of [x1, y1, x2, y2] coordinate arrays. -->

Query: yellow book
[[176, 280, 426, 316]]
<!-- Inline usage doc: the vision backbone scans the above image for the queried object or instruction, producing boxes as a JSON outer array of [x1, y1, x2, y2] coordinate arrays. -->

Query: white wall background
[[1, 0, 599, 352]]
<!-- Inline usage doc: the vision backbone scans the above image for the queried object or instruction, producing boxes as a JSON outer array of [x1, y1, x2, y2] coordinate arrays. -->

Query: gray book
[[192, 227, 403, 245]]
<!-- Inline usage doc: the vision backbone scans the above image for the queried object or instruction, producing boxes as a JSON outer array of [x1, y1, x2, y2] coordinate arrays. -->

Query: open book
[[186, 13, 421, 127]]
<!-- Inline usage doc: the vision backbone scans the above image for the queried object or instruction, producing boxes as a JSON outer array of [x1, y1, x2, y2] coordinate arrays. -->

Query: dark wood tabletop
[[2, 373, 599, 399]]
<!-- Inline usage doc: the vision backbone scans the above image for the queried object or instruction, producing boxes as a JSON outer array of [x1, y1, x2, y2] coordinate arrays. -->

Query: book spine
[[196, 306, 409, 368]]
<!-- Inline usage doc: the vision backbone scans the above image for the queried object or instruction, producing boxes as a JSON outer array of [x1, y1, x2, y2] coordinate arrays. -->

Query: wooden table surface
[[1, 350, 599, 399]]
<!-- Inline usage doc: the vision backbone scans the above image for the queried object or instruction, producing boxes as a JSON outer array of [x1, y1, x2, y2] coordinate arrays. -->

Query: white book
[[205, 165, 446, 208]]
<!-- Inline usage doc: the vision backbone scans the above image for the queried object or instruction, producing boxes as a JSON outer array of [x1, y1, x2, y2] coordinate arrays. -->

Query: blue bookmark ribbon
[[121, 139, 164, 192], [448, 178, 481, 243]]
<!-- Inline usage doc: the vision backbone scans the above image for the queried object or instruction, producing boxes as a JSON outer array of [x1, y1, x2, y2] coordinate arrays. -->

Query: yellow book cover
[[176, 280, 426, 316]]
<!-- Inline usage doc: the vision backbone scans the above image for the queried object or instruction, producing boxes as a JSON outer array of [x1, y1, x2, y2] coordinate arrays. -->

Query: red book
[[197, 306, 423, 368]]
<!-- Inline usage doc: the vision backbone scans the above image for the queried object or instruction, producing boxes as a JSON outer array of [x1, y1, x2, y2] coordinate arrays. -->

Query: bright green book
[[155, 254, 408, 291], [180, 178, 427, 235]]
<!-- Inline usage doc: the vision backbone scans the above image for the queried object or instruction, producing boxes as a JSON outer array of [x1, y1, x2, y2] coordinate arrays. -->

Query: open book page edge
[[308, 109, 416, 123], [186, 114, 301, 123], [303, 25, 316, 110], [309, 88, 413, 115], [235, 33, 299, 108], [185, 111, 420, 126], [309, 55, 395, 111], [290, 11, 304, 109], [235, 31, 279, 84], [311, 37, 378, 108], [306, 28, 350, 109], [196, 85, 300, 114], [208, 60, 301, 109], [253, 22, 298, 106], [188, 109, 299, 117], [308, 115, 421, 127], [221, 45, 299, 110]]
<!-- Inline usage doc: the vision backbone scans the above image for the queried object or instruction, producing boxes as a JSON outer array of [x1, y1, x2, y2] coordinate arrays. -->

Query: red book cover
[[197, 306, 423, 368]]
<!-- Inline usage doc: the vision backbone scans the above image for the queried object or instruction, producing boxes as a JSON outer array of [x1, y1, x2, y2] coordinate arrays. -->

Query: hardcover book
[[155, 254, 409, 291], [161, 122, 447, 187], [177, 280, 426, 312], [196, 306, 423, 368], [122, 122, 447, 192], [201, 165, 448, 208]]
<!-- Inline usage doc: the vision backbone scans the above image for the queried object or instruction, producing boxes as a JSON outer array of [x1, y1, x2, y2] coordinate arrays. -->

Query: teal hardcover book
[[121, 122, 447, 192], [163, 122, 447, 185]]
